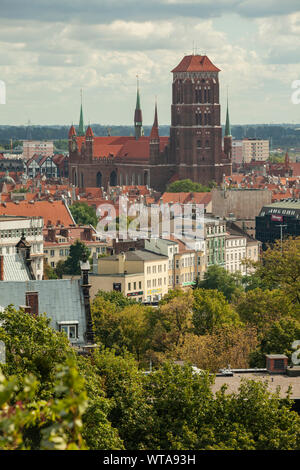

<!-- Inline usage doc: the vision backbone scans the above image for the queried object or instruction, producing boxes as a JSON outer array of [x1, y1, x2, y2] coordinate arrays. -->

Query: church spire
[[78, 88, 85, 136], [134, 76, 143, 140], [150, 99, 159, 141], [225, 90, 231, 137]]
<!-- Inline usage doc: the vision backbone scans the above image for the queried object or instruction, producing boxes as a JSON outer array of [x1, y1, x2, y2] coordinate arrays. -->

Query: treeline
[[1, 124, 300, 148]]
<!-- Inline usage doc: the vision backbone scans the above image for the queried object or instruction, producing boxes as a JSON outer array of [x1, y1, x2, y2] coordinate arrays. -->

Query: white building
[[225, 233, 247, 275], [0, 215, 44, 280]]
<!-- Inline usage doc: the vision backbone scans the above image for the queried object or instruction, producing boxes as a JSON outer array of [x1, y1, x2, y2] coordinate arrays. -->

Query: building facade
[[23, 141, 54, 160], [69, 54, 232, 192], [0, 215, 44, 280]]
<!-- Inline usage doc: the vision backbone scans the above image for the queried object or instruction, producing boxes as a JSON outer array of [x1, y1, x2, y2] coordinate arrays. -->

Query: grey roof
[[259, 200, 300, 218], [0, 279, 87, 345], [3, 254, 31, 281], [106, 249, 168, 262]]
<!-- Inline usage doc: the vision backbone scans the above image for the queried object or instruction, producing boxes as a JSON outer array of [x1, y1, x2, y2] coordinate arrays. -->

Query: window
[[59, 323, 78, 340], [133, 282, 136, 290], [128, 283, 131, 291], [50, 250, 55, 257], [152, 266, 156, 274], [139, 281, 142, 289]]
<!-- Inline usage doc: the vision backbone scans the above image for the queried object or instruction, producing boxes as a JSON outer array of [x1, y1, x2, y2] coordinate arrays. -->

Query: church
[[68, 54, 232, 192]]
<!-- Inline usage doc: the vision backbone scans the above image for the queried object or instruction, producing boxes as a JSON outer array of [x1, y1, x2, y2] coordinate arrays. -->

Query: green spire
[[136, 76, 141, 110], [78, 89, 85, 136], [225, 90, 231, 137]]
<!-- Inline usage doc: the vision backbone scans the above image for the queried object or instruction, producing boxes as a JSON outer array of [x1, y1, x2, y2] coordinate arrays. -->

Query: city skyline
[[0, 0, 300, 126]]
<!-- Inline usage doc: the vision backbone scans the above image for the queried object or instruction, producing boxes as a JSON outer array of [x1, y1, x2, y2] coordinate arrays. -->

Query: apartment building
[[226, 221, 260, 275], [144, 238, 179, 289], [0, 215, 44, 280], [44, 225, 109, 268], [204, 215, 226, 270], [225, 233, 247, 275], [94, 250, 169, 303], [23, 140, 54, 160]]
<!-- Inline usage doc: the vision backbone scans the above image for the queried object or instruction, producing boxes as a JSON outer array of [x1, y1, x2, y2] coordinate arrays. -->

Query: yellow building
[[95, 250, 169, 303]]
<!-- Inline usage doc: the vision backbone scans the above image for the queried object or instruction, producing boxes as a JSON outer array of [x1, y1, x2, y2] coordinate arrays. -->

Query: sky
[[0, 0, 300, 126]]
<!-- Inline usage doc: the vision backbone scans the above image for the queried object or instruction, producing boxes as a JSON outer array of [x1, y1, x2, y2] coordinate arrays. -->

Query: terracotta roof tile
[[171, 55, 220, 73], [0, 200, 74, 226]]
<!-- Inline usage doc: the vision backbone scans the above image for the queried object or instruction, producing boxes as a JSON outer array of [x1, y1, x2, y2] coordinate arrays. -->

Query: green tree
[[0, 306, 75, 398], [251, 237, 300, 305], [144, 363, 300, 450], [63, 240, 91, 275], [69, 202, 98, 227], [200, 265, 243, 302], [250, 317, 300, 367], [192, 288, 241, 335], [0, 360, 88, 450], [235, 288, 295, 334], [43, 261, 58, 280], [95, 290, 136, 310], [166, 179, 211, 193], [92, 348, 152, 450]]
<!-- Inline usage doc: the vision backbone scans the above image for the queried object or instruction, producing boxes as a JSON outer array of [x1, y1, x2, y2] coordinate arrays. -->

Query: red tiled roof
[[0, 200, 74, 226], [75, 135, 168, 161], [290, 163, 300, 176], [171, 55, 221, 73], [69, 125, 76, 138]]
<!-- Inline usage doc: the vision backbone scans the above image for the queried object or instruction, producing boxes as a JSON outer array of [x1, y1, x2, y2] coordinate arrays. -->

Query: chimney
[[47, 228, 56, 242], [266, 354, 288, 374], [25, 292, 39, 317], [0, 255, 4, 281]]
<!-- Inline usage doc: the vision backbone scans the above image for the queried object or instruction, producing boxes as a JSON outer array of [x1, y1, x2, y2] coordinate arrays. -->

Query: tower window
[[195, 112, 202, 126], [195, 88, 202, 103]]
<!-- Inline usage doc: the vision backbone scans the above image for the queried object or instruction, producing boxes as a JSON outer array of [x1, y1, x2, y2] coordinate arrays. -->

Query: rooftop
[[171, 55, 221, 73]]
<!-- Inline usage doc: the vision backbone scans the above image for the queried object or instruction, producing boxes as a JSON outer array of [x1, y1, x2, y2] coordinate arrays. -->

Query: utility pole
[[276, 224, 287, 253]]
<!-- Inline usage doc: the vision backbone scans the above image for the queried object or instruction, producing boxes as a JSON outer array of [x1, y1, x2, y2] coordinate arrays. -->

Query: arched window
[[195, 112, 202, 126], [195, 88, 202, 103], [96, 171, 102, 188], [73, 170, 77, 186], [110, 170, 117, 186], [204, 89, 207, 102]]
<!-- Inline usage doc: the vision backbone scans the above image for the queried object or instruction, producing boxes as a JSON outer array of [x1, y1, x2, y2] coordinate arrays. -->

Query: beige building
[[89, 272, 144, 301], [44, 225, 109, 269], [94, 250, 169, 303], [22, 140, 54, 160], [230, 139, 269, 164]]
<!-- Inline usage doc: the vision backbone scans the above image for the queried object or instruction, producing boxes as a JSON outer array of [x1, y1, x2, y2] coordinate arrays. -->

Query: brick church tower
[[169, 55, 232, 184]]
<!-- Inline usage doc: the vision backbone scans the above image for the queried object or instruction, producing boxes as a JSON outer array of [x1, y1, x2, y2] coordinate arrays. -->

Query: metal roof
[[0, 279, 87, 344], [3, 254, 31, 281]]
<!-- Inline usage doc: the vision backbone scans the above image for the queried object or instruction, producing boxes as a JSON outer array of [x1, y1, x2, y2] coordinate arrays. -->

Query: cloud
[[0, 0, 299, 24]]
